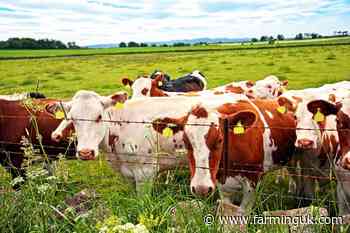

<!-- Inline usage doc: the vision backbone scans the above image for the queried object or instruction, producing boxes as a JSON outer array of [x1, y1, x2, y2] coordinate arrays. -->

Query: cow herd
[[1, 71, 350, 218]]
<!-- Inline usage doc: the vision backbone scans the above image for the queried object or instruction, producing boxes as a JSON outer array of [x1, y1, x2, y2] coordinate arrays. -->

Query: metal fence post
[[222, 118, 229, 182]]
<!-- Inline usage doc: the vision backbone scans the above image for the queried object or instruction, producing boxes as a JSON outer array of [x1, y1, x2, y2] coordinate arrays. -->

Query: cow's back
[[217, 99, 296, 184], [254, 99, 296, 165]]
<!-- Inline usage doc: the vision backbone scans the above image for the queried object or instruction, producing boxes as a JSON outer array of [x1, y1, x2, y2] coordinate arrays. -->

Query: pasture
[[0, 43, 350, 233]]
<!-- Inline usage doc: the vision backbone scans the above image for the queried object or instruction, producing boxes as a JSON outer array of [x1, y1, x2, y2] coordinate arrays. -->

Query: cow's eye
[[267, 85, 272, 89], [96, 115, 102, 123]]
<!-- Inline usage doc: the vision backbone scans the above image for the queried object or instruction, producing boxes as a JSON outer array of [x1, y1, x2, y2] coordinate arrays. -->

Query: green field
[[0, 36, 349, 59], [0, 42, 350, 233]]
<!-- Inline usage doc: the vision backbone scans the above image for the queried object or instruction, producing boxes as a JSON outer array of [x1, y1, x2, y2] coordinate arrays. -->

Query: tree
[[140, 42, 148, 47], [0, 37, 74, 49], [251, 38, 258, 42], [151, 44, 157, 47], [119, 42, 127, 48], [295, 33, 303, 40], [260, 36, 269, 42], [127, 41, 139, 47], [277, 34, 285, 40], [268, 39, 276, 45]]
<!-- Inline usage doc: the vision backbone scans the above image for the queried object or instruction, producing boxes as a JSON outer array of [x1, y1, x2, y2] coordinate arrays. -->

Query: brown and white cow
[[153, 98, 296, 214], [307, 98, 350, 215], [50, 90, 246, 191], [277, 87, 350, 201], [0, 98, 74, 183]]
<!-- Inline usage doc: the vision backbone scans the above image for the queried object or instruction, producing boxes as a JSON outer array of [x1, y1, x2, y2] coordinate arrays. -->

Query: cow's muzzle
[[51, 133, 62, 142], [296, 139, 314, 149], [191, 185, 214, 197], [78, 149, 95, 160]]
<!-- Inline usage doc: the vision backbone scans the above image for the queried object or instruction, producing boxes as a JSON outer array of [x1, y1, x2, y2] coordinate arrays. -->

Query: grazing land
[[0, 41, 350, 233]]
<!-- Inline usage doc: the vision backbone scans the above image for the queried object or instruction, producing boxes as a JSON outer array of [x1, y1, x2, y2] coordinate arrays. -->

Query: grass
[[0, 42, 350, 232]]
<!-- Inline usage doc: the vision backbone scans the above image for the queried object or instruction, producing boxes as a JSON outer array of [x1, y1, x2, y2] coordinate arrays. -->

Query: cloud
[[0, 0, 349, 45]]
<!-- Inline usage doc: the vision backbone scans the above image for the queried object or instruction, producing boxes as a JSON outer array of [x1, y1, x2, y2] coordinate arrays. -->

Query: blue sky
[[0, 0, 349, 46]]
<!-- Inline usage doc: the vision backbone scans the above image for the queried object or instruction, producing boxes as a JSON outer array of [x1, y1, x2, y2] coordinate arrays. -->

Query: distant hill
[[87, 37, 250, 48]]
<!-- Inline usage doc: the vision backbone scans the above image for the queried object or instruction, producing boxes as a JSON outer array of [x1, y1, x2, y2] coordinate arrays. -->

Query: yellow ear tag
[[125, 84, 131, 89], [281, 86, 287, 93], [158, 81, 163, 87], [55, 111, 65, 119], [314, 108, 325, 122], [115, 102, 124, 110], [277, 106, 286, 114], [162, 127, 173, 138], [233, 121, 245, 135]]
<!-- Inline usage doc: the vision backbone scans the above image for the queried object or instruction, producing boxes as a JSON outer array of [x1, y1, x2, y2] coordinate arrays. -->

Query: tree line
[[118, 41, 193, 48], [0, 38, 80, 49], [250, 32, 349, 43]]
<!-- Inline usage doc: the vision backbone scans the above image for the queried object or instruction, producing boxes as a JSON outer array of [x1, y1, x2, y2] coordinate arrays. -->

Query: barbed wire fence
[[0, 111, 349, 209]]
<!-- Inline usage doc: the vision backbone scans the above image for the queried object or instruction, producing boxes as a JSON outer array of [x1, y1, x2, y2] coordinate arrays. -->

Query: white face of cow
[[294, 100, 322, 150], [184, 111, 220, 197], [131, 77, 152, 98], [51, 90, 127, 160], [251, 75, 286, 99]]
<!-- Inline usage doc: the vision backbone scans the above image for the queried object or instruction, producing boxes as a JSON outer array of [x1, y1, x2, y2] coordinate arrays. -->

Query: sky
[[0, 0, 349, 46]]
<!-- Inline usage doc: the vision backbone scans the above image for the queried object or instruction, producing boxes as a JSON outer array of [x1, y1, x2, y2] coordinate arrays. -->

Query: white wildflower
[[46, 176, 58, 181], [27, 168, 48, 179], [10, 176, 24, 187], [37, 183, 50, 194]]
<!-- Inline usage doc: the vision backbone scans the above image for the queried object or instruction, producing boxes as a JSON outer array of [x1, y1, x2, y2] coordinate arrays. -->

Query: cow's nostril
[[208, 187, 213, 194], [191, 186, 196, 194]]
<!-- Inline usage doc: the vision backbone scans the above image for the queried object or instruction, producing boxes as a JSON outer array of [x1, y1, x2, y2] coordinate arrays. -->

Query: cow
[[50, 90, 247, 191], [152, 98, 296, 214], [307, 97, 350, 215], [122, 70, 207, 98], [0, 92, 46, 101], [276, 87, 350, 202], [0, 98, 75, 185]]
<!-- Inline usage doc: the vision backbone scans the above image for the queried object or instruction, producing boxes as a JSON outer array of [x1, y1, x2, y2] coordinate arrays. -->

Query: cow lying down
[[51, 90, 297, 216]]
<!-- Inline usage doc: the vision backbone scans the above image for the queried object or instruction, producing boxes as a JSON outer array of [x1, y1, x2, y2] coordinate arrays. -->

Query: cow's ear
[[246, 80, 255, 88], [277, 96, 296, 112], [122, 78, 134, 87], [46, 101, 72, 115], [328, 94, 336, 103], [228, 110, 257, 130], [282, 80, 288, 87], [101, 92, 128, 109], [153, 73, 165, 87], [152, 116, 188, 135], [307, 100, 340, 116]]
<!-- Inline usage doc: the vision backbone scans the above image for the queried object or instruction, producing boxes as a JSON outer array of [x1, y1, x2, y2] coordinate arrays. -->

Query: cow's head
[[122, 76, 152, 98], [277, 95, 322, 150], [122, 75, 167, 98], [152, 104, 256, 197], [308, 99, 350, 169], [49, 90, 128, 160], [250, 75, 288, 99]]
